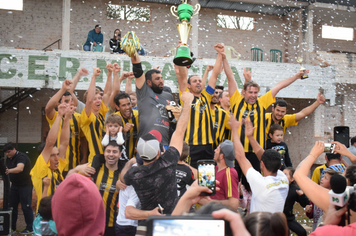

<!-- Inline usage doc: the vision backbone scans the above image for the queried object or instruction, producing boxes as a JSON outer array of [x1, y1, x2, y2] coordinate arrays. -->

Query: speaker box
[[334, 126, 350, 148], [0, 210, 11, 235]]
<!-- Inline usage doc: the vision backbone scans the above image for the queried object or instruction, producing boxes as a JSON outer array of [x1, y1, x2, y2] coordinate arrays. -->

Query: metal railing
[[42, 39, 61, 51]]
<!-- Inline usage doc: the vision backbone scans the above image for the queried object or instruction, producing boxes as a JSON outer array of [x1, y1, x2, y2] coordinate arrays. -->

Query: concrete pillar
[[305, 5, 314, 63], [61, 0, 71, 50], [191, 0, 199, 58]]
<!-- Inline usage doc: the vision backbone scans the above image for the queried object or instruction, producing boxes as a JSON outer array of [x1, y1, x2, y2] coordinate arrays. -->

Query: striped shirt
[[230, 90, 275, 152], [46, 111, 82, 171], [93, 164, 120, 228], [211, 107, 231, 148], [179, 86, 215, 145], [265, 113, 298, 137], [114, 110, 139, 159], [80, 101, 109, 163]]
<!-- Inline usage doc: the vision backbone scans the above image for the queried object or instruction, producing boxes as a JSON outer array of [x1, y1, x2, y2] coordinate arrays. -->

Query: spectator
[[210, 140, 239, 210], [266, 124, 292, 170], [110, 29, 124, 53], [4, 142, 34, 234], [311, 153, 346, 185], [84, 25, 104, 51], [52, 173, 105, 236], [344, 136, 356, 165], [175, 43, 224, 168], [33, 196, 57, 236], [283, 167, 309, 236], [176, 142, 196, 198], [120, 92, 193, 221], [101, 114, 125, 147], [244, 212, 288, 236], [294, 141, 356, 213], [231, 117, 289, 213]]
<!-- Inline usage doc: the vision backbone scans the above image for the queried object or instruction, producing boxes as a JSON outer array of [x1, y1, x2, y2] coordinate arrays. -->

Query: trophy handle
[[170, 6, 179, 19], [192, 4, 201, 16]]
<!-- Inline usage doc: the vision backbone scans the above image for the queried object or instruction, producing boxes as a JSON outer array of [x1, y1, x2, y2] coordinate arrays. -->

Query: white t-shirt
[[246, 167, 289, 213], [117, 183, 141, 226]]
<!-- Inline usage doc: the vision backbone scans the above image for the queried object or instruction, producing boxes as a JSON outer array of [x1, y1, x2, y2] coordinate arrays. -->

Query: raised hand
[[106, 64, 114, 73], [93, 68, 101, 77]]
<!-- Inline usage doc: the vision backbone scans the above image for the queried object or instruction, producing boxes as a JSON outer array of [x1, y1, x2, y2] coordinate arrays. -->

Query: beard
[[151, 83, 163, 94]]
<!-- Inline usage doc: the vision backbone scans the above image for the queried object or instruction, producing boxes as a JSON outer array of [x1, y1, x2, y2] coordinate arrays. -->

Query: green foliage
[[107, 4, 150, 22]]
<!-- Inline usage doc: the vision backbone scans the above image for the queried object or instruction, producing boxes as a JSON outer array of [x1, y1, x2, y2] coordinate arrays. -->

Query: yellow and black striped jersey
[[114, 110, 139, 159], [179, 87, 215, 146], [211, 107, 231, 148], [230, 90, 275, 152], [93, 164, 120, 228], [80, 101, 109, 163], [30, 154, 66, 212], [265, 113, 298, 137], [46, 111, 83, 171]]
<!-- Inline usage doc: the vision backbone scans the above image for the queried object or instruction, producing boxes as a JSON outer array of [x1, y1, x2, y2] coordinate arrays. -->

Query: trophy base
[[174, 46, 193, 66]]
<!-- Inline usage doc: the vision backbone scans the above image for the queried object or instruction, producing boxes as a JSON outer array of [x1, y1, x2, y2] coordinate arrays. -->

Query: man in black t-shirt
[[121, 92, 193, 220], [4, 142, 34, 234]]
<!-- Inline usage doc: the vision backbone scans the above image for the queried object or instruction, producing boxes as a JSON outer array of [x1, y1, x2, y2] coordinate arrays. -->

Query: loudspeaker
[[334, 126, 350, 148], [0, 211, 11, 235]]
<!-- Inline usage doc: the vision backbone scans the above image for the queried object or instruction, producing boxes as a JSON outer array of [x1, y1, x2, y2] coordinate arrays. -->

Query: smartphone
[[146, 215, 231, 236], [158, 204, 163, 214], [197, 160, 216, 196], [324, 143, 335, 153]]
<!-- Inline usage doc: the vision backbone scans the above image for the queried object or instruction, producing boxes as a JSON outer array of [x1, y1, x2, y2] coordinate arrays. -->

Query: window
[[107, 4, 150, 22], [0, 0, 23, 11], [217, 15, 254, 30], [322, 25, 354, 41]]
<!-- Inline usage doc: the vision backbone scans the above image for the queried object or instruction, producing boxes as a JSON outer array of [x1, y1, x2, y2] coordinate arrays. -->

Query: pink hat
[[52, 173, 105, 236]]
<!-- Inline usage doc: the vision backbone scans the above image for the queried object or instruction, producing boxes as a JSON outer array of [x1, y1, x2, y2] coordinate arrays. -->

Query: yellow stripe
[[226, 167, 232, 197]]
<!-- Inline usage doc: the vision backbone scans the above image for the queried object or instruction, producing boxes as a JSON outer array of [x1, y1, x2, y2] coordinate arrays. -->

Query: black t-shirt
[[266, 140, 292, 170], [6, 151, 32, 186], [124, 146, 179, 215], [283, 183, 309, 220], [176, 164, 194, 198]]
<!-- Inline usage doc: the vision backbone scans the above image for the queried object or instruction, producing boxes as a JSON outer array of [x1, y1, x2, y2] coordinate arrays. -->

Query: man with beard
[[175, 43, 225, 168], [265, 92, 325, 139], [219, 90, 231, 112], [210, 85, 224, 110], [129, 53, 174, 149]]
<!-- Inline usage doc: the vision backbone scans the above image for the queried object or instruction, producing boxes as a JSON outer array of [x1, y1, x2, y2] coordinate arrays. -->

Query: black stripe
[[255, 101, 261, 151], [188, 97, 197, 144], [72, 114, 80, 166], [98, 114, 105, 139], [239, 101, 248, 149], [131, 113, 138, 158], [219, 111, 226, 144], [213, 109, 219, 143], [89, 123, 100, 155], [205, 96, 214, 145]]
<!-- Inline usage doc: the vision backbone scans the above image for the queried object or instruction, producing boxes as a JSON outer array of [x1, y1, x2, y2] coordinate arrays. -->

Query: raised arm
[[222, 54, 238, 97], [125, 76, 134, 94], [294, 141, 330, 212], [109, 63, 124, 110], [207, 44, 224, 89], [230, 116, 252, 176], [169, 92, 194, 156], [295, 92, 325, 122], [69, 68, 89, 94], [245, 119, 264, 161], [175, 64, 188, 93], [332, 141, 356, 163], [58, 105, 75, 161], [45, 80, 72, 120], [84, 68, 101, 117], [41, 100, 68, 163], [131, 53, 145, 89], [201, 65, 213, 89], [102, 64, 113, 106], [270, 70, 307, 98], [120, 158, 137, 184]]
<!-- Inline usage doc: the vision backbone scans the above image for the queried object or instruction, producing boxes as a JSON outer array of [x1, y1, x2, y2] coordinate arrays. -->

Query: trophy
[[121, 31, 141, 57], [296, 57, 309, 79], [171, 0, 200, 66]]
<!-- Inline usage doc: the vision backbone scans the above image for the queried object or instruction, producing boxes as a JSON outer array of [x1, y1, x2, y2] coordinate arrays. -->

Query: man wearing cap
[[121, 92, 193, 220], [210, 140, 239, 210]]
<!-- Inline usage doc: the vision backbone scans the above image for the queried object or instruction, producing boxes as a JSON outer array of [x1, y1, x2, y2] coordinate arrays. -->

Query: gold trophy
[[296, 57, 308, 79], [171, 0, 200, 66]]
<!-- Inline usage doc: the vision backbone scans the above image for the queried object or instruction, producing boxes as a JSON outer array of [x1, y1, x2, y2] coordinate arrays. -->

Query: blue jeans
[[115, 224, 136, 236], [83, 45, 91, 51], [10, 185, 34, 231]]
